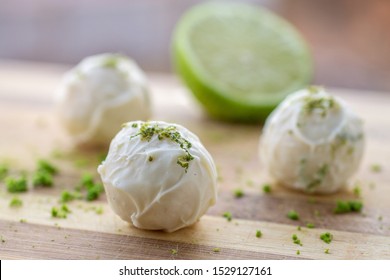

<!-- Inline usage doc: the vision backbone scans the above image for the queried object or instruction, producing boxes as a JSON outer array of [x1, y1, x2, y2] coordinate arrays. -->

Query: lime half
[[173, 2, 313, 122]]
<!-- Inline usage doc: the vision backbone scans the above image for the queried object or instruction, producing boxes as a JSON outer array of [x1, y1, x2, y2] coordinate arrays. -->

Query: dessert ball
[[55, 53, 151, 146], [98, 121, 217, 232], [260, 86, 364, 194]]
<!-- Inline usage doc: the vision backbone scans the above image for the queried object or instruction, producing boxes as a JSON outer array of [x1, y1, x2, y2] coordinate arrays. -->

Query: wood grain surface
[[0, 60, 389, 259]]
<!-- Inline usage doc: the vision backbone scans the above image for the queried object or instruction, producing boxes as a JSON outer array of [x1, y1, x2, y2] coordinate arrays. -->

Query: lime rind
[[173, 2, 313, 122]]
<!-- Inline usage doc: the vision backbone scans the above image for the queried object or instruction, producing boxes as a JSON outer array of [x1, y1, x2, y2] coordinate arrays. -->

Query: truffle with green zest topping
[[98, 120, 217, 232], [55, 53, 151, 146], [260, 86, 365, 194]]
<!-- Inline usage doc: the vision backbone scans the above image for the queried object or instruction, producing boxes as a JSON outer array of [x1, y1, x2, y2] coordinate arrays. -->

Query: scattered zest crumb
[[306, 223, 315, 229], [233, 188, 244, 198], [77, 173, 104, 201], [37, 159, 58, 175], [5, 176, 28, 193], [324, 248, 330, 254], [212, 247, 220, 253], [320, 232, 333, 244], [51, 204, 71, 219], [223, 212, 232, 222], [33, 170, 53, 187], [256, 230, 262, 238], [262, 184, 272, 193], [92, 206, 104, 215], [170, 249, 178, 255], [287, 210, 300, 220], [370, 164, 382, 173], [292, 234, 303, 246], [296, 250, 300, 255], [19, 218, 27, 223], [60, 190, 82, 203], [297, 226, 301, 231], [0, 164, 9, 181], [353, 184, 362, 198], [9, 197, 23, 208], [333, 200, 363, 214], [0, 235, 5, 243]]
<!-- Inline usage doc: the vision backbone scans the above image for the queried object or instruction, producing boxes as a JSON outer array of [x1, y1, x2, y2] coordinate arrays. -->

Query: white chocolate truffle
[[260, 87, 364, 194], [97, 121, 217, 232], [55, 53, 151, 146]]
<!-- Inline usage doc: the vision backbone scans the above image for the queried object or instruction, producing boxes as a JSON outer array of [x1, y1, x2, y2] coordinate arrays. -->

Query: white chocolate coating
[[260, 87, 364, 194], [55, 53, 150, 146], [97, 121, 217, 232]]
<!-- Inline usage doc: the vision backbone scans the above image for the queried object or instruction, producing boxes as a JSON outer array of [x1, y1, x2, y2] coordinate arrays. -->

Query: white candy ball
[[55, 53, 151, 146], [260, 87, 365, 194], [97, 121, 217, 232]]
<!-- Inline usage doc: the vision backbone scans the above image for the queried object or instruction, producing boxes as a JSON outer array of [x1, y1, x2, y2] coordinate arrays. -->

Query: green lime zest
[[333, 200, 363, 214], [292, 234, 303, 246], [51, 204, 71, 219], [60, 190, 82, 203], [6, 176, 28, 193], [324, 248, 330, 254], [370, 164, 382, 173], [0, 164, 9, 181], [320, 232, 333, 244], [233, 188, 244, 198], [76, 173, 104, 201], [9, 197, 23, 208], [287, 210, 300, 221], [262, 184, 272, 193], [223, 211, 232, 222], [131, 122, 194, 172], [37, 159, 58, 175], [306, 223, 315, 229], [33, 170, 53, 187]]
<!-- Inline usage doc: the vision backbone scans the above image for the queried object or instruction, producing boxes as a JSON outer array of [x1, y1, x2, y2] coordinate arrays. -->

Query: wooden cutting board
[[0, 60, 389, 260]]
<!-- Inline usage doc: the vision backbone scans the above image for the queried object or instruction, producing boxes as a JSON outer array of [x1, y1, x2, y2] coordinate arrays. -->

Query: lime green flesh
[[173, 2, 313, 122]]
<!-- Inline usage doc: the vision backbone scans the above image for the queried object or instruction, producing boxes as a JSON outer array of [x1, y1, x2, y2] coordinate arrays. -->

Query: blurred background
[[1, 0, 390, 92]]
